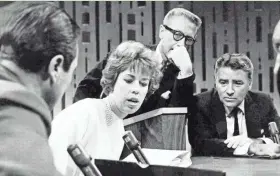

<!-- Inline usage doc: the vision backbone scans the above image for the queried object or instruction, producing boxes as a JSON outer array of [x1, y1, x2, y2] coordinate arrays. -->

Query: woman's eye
[[124, 79, 133, 84], [140, 82, 148, 87]]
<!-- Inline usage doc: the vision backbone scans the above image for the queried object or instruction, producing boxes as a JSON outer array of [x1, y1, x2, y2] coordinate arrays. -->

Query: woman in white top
[[49, 41, 162, 176]]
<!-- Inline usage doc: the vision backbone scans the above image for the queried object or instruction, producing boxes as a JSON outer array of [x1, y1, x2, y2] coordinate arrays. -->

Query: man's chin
[[223, 101, 238, 108]]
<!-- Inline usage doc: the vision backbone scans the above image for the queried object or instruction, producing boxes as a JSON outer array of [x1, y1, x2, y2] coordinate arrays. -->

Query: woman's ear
[[48, 54, 64, 84]]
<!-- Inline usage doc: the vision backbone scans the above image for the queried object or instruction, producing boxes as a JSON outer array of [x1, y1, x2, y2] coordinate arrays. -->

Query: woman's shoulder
[[76, 98, 107, 117], [54, 98, 103, 120], [80, 98, 106, 109], [77, 97, 99, 105]]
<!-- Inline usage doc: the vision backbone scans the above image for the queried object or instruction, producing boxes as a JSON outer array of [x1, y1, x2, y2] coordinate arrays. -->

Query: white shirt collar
[[238, 100, 245, 114]]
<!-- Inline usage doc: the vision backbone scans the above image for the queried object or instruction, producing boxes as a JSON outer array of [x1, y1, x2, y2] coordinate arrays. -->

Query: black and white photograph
[[1, 1, 280, 176]]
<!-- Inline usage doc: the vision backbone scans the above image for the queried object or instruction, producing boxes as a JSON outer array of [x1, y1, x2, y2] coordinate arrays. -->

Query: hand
[[224, 135, 253, 149], [167, 46, 193, 77], [248, 143, 280, 158]]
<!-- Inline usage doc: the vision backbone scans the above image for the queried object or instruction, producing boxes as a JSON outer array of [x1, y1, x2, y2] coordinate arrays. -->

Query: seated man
[[0, 2, 80, 175], [189, 53, 280, 157]]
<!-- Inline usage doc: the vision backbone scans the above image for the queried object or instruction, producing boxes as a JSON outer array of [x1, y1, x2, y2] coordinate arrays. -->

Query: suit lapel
[[211, 90, 228, 139], [244, 92, 262, 138]]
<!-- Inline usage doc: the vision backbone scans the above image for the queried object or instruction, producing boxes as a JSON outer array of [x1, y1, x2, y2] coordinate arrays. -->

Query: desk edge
[[123, 107, 188, 126]]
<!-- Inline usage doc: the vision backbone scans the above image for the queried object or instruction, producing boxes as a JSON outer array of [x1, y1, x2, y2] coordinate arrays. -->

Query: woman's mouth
[[127, 98, 139, 104]]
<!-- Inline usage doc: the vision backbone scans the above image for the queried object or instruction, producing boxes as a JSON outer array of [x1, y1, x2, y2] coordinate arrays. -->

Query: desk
[[190, 156, 280, 176]]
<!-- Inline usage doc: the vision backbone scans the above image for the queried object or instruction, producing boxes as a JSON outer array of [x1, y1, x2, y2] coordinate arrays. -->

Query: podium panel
[[95, 159, 225, 176], [124, 108, 188, 150]]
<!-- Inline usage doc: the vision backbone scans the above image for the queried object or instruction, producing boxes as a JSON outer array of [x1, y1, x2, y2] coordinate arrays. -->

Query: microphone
[[67, 144, 102, 176], [122, 131, 150, 165], [268, 122, 280, 144]]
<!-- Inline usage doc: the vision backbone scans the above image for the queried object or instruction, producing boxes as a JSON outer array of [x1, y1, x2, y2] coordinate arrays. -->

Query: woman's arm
[[49, 100, 91, 176]]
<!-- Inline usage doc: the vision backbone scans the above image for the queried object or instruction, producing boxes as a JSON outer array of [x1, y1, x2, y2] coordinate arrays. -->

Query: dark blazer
[[188, 88, 280, 156], [73, 45, 195, 118]]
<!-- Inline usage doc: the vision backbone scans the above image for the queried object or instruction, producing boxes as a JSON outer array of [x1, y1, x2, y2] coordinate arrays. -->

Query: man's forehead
[[216, 68, 248, 78], [168, 16, 197, 32]]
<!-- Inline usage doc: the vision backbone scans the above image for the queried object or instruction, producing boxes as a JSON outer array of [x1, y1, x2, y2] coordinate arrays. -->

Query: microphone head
[[67, 144, 92, 167], [122, 131, 140, 150], [269, 122, 279, 134]]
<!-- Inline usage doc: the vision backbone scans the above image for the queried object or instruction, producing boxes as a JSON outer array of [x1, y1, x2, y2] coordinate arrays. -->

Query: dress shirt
[[225, 100, 273, 155]]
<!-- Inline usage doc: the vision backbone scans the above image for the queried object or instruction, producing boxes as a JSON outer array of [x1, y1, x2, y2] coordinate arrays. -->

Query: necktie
[[232, 107, 240, 136]]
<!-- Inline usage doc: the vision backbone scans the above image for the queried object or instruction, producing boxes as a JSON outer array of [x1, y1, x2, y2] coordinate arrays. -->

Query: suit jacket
[[188, 88, 280, 156], [73, 45, 195, 118]]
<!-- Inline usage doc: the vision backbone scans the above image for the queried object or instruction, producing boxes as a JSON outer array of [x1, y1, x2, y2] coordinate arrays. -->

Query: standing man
[[0, 2, 80, 175], [189, 53, 280, 157]]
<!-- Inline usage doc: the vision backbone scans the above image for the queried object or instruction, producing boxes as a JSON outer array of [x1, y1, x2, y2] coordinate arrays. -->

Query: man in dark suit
[[189, 53, 280, 157]]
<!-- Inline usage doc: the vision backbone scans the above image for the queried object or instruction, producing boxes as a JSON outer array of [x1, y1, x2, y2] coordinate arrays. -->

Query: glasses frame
[[163, 24, 196, 46]]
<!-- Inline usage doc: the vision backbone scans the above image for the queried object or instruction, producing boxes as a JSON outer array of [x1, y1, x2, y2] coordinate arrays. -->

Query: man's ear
[[48, 54, 64, 84], [159, 24, 165, 40]]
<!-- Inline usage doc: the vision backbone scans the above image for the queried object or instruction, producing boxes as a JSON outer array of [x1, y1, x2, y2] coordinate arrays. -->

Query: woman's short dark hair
[[100, 41, 163, 97], [0, 2, 80, 73]]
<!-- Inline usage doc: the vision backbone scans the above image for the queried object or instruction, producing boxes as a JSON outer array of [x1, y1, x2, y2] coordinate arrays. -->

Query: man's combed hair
[[100, 41, 163, 97], [163, 8, 202, 28], [0, 2, 80, 73], [214, 53, 254, 81]]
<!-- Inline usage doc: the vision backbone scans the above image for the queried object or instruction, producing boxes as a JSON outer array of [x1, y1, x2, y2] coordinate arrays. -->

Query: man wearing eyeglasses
[[73, 8, 201, 151]]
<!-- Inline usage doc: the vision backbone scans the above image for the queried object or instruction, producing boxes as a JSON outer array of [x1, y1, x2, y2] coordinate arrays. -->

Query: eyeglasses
[[163, 24, 196, 46]]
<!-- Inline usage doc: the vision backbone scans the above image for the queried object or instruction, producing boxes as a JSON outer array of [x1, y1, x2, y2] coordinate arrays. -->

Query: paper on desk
[[122, 148, 192, 167]]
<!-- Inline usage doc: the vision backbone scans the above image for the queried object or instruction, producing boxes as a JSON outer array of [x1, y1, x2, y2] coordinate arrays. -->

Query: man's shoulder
[[0, 80, 51, 119], [0, 80, 52, 135], [194, 89, 216, 108], [195, 89, 215, 100], [247, 90, 272, 101]]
